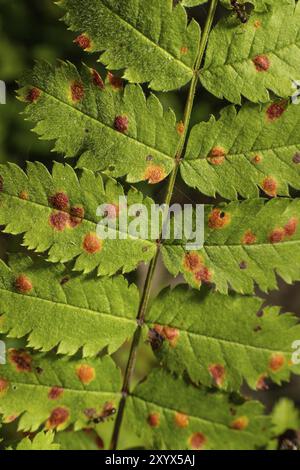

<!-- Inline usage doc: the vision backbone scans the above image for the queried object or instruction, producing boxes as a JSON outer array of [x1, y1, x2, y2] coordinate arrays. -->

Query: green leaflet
[[18, 61, 178, 179], [16, 432, 60, 451], [58, 0, 200, 91], [271, 398, 300, 436], [201, 2, 300, 104], [162, 198, 300, 293], [147, 286, 300, 391], [0, 162, 157, 276], [0, 353, 121, 432], [125, 368, 271, 450], [0, 255, 139, 356], [181, 101, 300, 199]]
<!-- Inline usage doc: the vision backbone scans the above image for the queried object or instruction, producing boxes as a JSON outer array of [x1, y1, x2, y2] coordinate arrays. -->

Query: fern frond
[[125, 368, 271, 450], [201, 2, 300, 103], [0, 352, 121, 432], [181, 101, 300, 199], [162, 198, 300, 293], [0, 255, 138, 356], [148, 286, 300, 391], [16, 432, 60, 451], [18, 61, 178, 179], [57, 0, 200, 91]]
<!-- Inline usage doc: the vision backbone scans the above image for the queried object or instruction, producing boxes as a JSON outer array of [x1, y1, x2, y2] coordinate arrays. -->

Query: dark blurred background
[[0, 0, 299, 450]]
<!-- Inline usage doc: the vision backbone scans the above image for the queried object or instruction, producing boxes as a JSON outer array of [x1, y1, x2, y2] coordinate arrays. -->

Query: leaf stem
[[110, 0, 218, 450]]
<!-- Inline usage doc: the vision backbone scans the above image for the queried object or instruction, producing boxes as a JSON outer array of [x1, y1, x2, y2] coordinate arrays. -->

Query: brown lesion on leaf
[[83, 232, 103, 254], [256, 374, 269, 391], [70, 81, 85, 103], [14, 275, 33, 294], [208, 364, 225, 387], [231, 416, 249, 430], [207, 146, 226, 166], [9, 349, 32, 373], [208, 208, 231, 229], [144, 165, 166, 184], [284, 217, 298, 237], [73, 34, 92, 51], [292, 152, 300, 164], [180, 46, 188, 55], [69, 205, 85, 228], [189, 432, 206, 450], [147, 412, 160, 428], [49, 192, 70, 211], [48, 387, 64, 400], [252, 55, 270, 72], [76, 364, 96, 385], [26, 87, 41, 103], [19, 191, 29, 200], [49, 211, 70, 232], [107, 72, 123, 90], [269, 227, 285, 244], [174, 412, 189, 428], [91, 69, 105, 89], [252, 154, 262, 165], [114, 115, 129, 133], [269, 353, 285, 372], [261, 176, 278, 197], [176, 121, 185, 136], [266, 101, 287, 122], [153, 325, 179, 348], [184, 252, 203, 273], [46, 407, 70, 430], [242, 229, 257, 245], [3, 414, 18, 423], [194, 266, 212, 284], [0, 378, 9, 395], [254, 20, 261, 29]]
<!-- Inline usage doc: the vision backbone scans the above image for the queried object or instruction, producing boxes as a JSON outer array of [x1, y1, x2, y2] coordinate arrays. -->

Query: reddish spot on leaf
[[47, 407, 69, 429], [95, 436, 104, 449], [284, 217, 298, 237], [209, 364, 225, 387], [256, 374, 269, 391], [114, 115, 129, 133], [177, 121, 185, 135], [0, 378, 9, 395], [189, 432, 206, 450], [180, 46, 188, 55], [154, 325, 179, 348], [195, 266, 212, 284], [76, 364, 96, 385], [262, 176, 278, 197], [15, 275, 33, 294], [108, 72, 123, 90], [70, 205, 85, 228], [292, 152, 300, 164], [9, 349, 32, 373], [103, 203, 119, 219], [49, 211, 70, 232], [242, 229, 257, 245], [48, 387, 64, 400], [148, 412, 160, 428], [92, 69, 105, 89], [184, 252, 203, 273], [254, 20, 261, 29], [239, 260, 248, 270], [208, 208, 231, 229], [74, 34, 91, 50], [71, 81, 85, 102], [144, 165, 166, 184], [83, 233, 103, 254], [269, 353, 285, 372], [266, 101, 287, 122], [208, 146, 226, 166], [49, 192, 69, 211], [26, 88, 41, 103], [269, 227, 285, 244], [252, 154, 262, 164], [175, 412, 189, 428], [231, 416, 249, 430], [253, 55, 270, 72], [19, 191, 29, 200]]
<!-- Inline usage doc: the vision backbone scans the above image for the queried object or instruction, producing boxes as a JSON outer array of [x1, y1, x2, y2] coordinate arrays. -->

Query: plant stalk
[[110, 0, 218, 450]]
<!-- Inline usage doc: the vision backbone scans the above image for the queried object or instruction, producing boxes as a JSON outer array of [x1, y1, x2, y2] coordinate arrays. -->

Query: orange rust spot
[[208, 208, 231, 229], [269, 353, 285, 372], [148, 412, 160, 428], [253, 55, 270, 72], [209, 364, 225, 387], [208, 146, 226, 166], [269, 227, 285, 244], [284, 217, 298, 237], [9, 349, 32, 373], [49, 211, 70, 232], [231, 416, 249, 430], [180, 46, 188, 55], [0, 378, 9, 395], [69, 205, 85, 228], [262, 176, 277, 197], [266, 101, 287, 122], [154, 325, 179, 347], [49, 192, 69, 211], [254, 20, 261, 29], [175, 412, 189, 428], [19, 191, 29, 200], [15, 275, 33, 294], [48, 387, 64, 400], [256, 374, 269, 391], [74, 34, 91, 51], [242, 229, 257, 245], [184, 252, 203, 273], [92, 69, 104, 89], [47, 407, 69, 429], [108, 72, 123, 90], [76, 364, 96, 385], [71, 81, 84, 102], [195, 266, 212, 284], [114, 115, 129, 133], [26, 87, 41, 103], [252, 154, 262, 164], [83, 233, 103, 254], [189, 432, 206, 450], [177, 121, 185, 136], [144, 165, 166, 184]]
